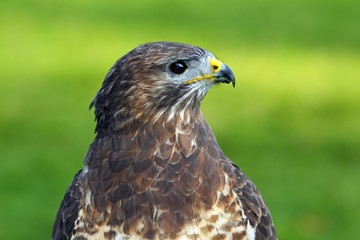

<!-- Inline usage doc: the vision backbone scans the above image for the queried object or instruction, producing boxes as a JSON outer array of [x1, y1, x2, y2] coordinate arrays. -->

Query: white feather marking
[[246, 221, 256, 240], [179, 108, 185, 121], [167, 106, 176, 122], [190, 138, 197, 148], [153, 109, 166, 123], [85, 191, 91, 206]]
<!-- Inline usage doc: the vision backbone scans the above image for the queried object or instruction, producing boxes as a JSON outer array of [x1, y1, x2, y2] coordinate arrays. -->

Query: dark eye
[[169, 61, 188, 74]]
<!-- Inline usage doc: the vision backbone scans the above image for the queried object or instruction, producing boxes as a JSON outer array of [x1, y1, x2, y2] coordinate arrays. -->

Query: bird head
[[91, 42, 235, 133]]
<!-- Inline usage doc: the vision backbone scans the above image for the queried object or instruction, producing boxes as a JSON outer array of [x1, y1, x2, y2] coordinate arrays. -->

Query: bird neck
[[83, 109, 227, 223], [85, 109, 223, 174]]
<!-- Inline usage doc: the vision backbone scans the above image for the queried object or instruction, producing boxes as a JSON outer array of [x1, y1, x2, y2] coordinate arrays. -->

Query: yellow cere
[[184, 58, 223, 85], [209, 58, 222, 73]]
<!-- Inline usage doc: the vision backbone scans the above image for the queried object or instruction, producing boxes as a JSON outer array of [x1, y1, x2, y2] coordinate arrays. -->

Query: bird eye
[[169, 61, 188, 74]]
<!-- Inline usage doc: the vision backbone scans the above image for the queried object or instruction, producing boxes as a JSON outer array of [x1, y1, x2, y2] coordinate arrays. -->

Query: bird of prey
[[52, 42, 276, 240]]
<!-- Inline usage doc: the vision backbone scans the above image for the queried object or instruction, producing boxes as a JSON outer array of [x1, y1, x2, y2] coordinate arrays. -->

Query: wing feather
[[52, 170, 82, 240], [229, 162, 277, 240]]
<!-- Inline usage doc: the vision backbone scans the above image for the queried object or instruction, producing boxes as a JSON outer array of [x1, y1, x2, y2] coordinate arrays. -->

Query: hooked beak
[[213, 63, 236, 87]]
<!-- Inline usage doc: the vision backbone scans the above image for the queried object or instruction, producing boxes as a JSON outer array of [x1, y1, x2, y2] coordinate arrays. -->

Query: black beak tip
[[214, 64, 236, 88]]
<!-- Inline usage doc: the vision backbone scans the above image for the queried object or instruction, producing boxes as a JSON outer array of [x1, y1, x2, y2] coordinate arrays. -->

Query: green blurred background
[[1, 0, 359, 239]]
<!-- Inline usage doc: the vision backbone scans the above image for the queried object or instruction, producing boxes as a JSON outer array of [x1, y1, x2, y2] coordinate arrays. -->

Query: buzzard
[[52, 42, 276, 240]]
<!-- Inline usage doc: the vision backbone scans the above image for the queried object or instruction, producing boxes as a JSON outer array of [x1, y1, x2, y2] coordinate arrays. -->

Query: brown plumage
[[52, 42, 277, 240]]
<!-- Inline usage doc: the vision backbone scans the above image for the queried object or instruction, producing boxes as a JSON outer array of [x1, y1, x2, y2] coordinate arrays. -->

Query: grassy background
[[1, 0, 359, 239]]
